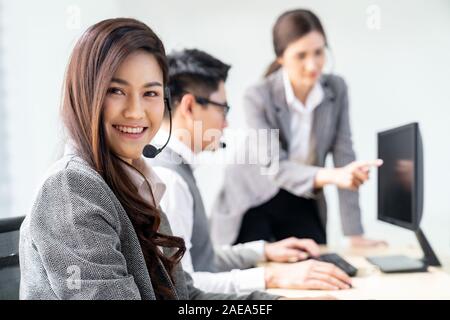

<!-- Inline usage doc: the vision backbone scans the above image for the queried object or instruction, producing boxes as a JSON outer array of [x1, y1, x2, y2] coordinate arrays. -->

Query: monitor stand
[[366, 227, 441, 273]]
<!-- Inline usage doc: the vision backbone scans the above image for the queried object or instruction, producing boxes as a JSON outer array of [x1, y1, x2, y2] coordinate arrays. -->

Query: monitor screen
[[378, 124, 418, 229]]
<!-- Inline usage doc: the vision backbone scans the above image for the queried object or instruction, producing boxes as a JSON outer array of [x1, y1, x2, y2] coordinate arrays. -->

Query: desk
[[266, 245, 450, 300]]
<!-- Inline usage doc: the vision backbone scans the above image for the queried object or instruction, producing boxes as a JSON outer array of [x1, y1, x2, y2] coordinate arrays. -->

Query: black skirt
[[234, 189, 326, 244]]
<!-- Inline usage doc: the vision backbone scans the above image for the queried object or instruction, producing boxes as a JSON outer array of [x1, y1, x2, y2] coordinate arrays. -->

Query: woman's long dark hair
[[265, 9, 328, 77], [61, 18, 185, 299]]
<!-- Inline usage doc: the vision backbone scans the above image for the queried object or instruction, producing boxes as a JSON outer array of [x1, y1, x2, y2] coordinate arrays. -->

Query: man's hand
[[265, 237, 320, 263], [265, 260, 352, 290]]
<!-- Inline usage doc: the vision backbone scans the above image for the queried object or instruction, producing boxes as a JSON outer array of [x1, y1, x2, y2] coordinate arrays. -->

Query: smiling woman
[[19, 17, 179, 300], [103, 50, 165, 163], [18, 17, 279, 301], [57, 18, 186, 300]]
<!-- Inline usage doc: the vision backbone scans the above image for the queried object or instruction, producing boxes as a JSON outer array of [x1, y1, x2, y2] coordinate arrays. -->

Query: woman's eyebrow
[[295, 45, 325, 54], [143, 81, 163, 88], [111, 78, 162, 88], [111, 78, 129, 86]]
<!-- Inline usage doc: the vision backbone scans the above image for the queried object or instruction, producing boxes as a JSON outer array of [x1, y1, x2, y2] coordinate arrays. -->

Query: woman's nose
[[123, 95, 145, 119], [305, 58, 318, 72]]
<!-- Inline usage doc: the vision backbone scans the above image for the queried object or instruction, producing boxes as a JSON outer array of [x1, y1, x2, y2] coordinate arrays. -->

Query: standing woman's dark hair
[[265, 9, 328, 77], [61, 18, 185, 299]]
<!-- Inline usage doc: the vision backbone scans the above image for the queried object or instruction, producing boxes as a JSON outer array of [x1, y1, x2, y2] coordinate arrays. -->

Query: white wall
[[2, 0, 449, 253], [1, 0, 122, 218]]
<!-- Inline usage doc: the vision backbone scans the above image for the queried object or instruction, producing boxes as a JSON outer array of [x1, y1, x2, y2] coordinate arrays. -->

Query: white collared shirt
[[151, 131, 267, 294], [282, 68, 324, 164]]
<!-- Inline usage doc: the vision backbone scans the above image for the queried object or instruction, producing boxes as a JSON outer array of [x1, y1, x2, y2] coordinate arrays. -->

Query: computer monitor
[[367, 123, 441, 273], [377, 122, 423, 230]]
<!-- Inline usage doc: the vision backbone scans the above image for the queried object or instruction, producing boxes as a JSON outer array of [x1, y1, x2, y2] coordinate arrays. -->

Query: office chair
[[0, 216, 25, 300]]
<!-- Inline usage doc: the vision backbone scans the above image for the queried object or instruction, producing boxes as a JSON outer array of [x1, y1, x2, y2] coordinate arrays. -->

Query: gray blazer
[[19, 154, 278, 300], [211, 69, 363, 245]]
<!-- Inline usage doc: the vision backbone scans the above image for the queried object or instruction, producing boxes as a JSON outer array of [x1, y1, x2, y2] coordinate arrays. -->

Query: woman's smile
[[112, 124, 149, 140]]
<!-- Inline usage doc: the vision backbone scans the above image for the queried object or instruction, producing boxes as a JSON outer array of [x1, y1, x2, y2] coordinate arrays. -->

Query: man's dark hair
[[166, 49, 231, 118]]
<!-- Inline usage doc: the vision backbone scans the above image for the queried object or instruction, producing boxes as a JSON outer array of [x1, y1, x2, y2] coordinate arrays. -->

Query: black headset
[[142, 86, 172, 158]]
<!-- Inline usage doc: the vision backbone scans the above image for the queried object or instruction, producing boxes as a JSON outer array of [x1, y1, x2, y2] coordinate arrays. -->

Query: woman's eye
[[298, 53, 307, 60], [144, 91, 159, 97], [315, 49, 324, 56], [107, 87, 124, 95]]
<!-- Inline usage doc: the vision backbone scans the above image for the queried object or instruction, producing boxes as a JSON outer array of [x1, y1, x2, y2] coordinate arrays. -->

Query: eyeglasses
[[194, 96, 230, 117], [182, 92, 230, 117]]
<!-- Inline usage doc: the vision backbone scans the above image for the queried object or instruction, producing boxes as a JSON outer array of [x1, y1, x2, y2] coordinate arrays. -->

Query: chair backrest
[[0, 216, 25, 300]]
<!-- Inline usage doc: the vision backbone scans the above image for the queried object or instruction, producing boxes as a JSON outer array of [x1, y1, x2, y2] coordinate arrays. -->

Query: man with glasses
[[149, 49, 352, 294]]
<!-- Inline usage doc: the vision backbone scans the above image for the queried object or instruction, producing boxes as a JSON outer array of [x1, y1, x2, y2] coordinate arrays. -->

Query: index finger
[[354, 159, 383, 170]]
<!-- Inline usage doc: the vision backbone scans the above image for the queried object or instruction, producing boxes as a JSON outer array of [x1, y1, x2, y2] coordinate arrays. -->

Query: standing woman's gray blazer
[[19, 154, 278, 300], [211, 69, 363, 245]]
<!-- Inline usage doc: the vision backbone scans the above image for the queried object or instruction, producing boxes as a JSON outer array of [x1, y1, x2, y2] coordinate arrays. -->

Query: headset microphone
[[143, 86, 172, 159]]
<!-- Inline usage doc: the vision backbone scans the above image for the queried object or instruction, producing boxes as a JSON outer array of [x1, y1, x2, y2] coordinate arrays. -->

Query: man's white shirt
[[150, 131, 267, 293]]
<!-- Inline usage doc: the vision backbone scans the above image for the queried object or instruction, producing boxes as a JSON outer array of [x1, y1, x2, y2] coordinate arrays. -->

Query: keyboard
[[314, 253, 358, 277]]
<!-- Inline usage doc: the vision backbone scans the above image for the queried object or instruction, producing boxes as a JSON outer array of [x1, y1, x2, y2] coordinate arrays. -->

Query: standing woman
[[19, 18, 277, 300], [213, 10, 385, 247]]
